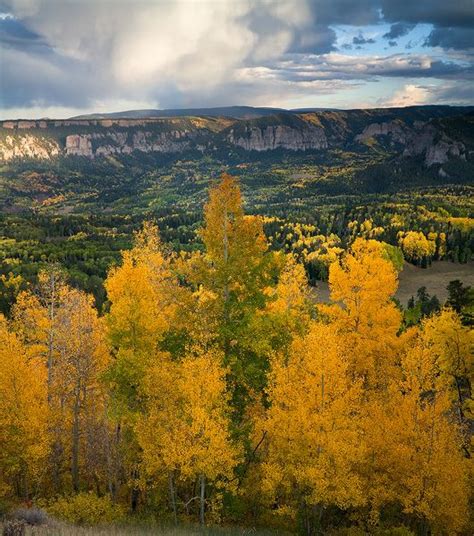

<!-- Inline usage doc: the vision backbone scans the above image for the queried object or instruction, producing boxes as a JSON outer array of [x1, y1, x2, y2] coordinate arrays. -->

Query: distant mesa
[[0, 105, 472, 166]]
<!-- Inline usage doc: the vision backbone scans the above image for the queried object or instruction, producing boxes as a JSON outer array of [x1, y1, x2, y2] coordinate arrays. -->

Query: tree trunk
[[199, 474, 206, 525], [130, 468, 140, 513], [169, 472, 178, 524], [46, 272, 57, 403], [71, 389, 81, 492]]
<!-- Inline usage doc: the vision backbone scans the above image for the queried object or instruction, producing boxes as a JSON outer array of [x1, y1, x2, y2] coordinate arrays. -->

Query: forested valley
[[0, 175, 472, 535]]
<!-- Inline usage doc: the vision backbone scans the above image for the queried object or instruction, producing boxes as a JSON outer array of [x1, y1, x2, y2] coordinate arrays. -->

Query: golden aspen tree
[[136, 350, 240, 524], [362, 338, 470, 534], [195, 173, 273, 347], [322, 238, 402, 385], [12, 266, 68, 400], [0, 315, 49, 500], [12, 268, 72, 493], [12, 276, 111, 495], [261, 322, 365, 532], [421, 309, 473, 452], [398, 231, 436, 262], [104, 222, 181, 510], [53, 287, 110, 492], [105, 222, 178, 414]]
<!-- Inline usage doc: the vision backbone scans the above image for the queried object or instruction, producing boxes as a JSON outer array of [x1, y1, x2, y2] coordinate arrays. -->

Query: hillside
[[1, 106, 472, 162], [0, 106, 473, 217], [71, 105, 288, 120]]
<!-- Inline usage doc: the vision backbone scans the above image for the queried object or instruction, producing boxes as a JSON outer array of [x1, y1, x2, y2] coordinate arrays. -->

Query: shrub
[[2, 520, 25, 536], [47, 492, 125, 525], [11, 507, 48, 526]]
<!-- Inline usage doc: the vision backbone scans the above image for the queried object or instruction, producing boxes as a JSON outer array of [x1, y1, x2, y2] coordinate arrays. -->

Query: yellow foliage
[[12, 275, 111, 493], [262, 322, 365, 511], [47, 492, 125, 525], [362, 338, 470, 533], [137, 350, 240, 483], [398, 231, 436, 261], [0, 315, 49, 497], [105, 221, 177, 355], [322, 238, 402, 383], [422, 309, 473, 424]]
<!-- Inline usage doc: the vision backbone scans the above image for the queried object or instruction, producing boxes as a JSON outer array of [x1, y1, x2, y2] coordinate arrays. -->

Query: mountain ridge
[[1, 106, 473, 169], [68, 104, 472, 121]]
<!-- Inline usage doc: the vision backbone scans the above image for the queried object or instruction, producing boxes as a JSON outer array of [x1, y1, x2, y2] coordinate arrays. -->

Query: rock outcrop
[[66, 135, 93, 157], [402, 124, 465, 166], [356, 120, 466, 166], [355, 121, 408, 144], [227, 124, 328, 151], [64, 130, 193, 157], [0, 135, 60, 160]]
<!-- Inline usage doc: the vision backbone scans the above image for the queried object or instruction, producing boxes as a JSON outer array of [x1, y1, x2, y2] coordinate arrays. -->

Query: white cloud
[[1, 0, 472, 114], [382, 84, 430, 106], [3, 0, 311, 97]]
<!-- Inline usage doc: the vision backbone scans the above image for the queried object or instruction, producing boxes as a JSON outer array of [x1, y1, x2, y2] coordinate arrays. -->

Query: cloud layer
[[0, 0, 473, 116]]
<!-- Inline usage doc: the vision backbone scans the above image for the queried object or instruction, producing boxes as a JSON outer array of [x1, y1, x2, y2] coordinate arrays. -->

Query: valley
[[0, 106, 473, 315]]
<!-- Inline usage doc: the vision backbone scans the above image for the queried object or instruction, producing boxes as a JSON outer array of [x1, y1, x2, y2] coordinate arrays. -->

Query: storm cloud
[[0, 0, 473, 117]]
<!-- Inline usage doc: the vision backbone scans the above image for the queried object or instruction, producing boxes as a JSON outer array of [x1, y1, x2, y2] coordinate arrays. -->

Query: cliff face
[[355, 120, 466, 166], [227, 123, 328, 151], [63, 130, 193, 157], [0, 110, 470, 167], [0, 134, 60, 160], [0, 117, 222, 160]]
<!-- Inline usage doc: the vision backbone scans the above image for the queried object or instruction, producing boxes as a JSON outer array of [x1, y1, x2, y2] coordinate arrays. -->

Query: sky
[[0, 0, 473, 119]]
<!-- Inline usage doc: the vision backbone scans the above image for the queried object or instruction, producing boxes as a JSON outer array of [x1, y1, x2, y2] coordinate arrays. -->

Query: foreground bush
[[47, 493, 125, 525], [11, 507, 48, 526], [2, 520, 25, 536]]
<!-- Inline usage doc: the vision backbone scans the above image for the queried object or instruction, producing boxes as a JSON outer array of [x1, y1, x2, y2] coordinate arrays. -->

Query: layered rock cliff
[[356, 119, 466, 166], [63, 130, 193, 157], [0, 108, 470, 167], [227, 123, 328, 151], [0, 134, 60, 160]]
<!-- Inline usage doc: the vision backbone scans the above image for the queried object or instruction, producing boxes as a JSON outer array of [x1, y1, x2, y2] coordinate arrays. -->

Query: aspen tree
[[12, 277, 110, 494], [136, 350, 239, 523], [262, 322, 365, 530], [362, 338, 470, 533], [185, 174, 278, 423], [104, 222, 181, 509], [105, 222, 178, 414], [322, 238, 402, 386], [0, 315, 48, 499], [422, 309, 473, 432]]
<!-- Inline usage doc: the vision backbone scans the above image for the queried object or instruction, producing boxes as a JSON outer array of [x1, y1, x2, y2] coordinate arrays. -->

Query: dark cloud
[[383, 22, 416, 40], [430, 80, 474, 105], [380, 0, 474, 28], [0, 0, 473, 112], [260, 53, 472, 83], [0, 15, 52, 55], [378, 1, 474, 61], [353, 33, 376, 45], [0, 16, 39, 43], [306, 0, 380, 26], [289, 26, 336, 54], [425, 27, 474, 51], [0, 45, 108, 108]]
